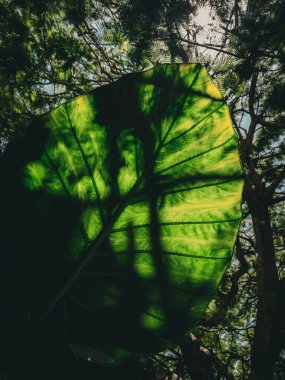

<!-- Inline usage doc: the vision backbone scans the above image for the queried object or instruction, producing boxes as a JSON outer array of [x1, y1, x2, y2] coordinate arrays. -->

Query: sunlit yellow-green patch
[[23, 161, 47, 190], [141, 306, 165, 330]]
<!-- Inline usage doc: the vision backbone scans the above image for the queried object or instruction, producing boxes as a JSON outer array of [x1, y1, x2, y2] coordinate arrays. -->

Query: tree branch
[[266, 167, 285, 197], [168, 36, 245, 59]]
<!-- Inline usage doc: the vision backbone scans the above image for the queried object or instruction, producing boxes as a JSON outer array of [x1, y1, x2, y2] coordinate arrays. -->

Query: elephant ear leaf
[[1, 63, 243, 359]]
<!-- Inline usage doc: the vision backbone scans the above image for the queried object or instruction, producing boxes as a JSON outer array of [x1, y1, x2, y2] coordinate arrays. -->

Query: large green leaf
[[1, 63, 243, 360]]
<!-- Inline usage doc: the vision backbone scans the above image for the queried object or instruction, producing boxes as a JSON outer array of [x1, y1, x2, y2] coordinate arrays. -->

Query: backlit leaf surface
[[1, 63, 243, 359]]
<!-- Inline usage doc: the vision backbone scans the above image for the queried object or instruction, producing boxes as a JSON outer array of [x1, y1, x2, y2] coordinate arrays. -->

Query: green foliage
[[118, 0, 196, 63], [0, 64, 243, 376], [0, 0, 132, 142]]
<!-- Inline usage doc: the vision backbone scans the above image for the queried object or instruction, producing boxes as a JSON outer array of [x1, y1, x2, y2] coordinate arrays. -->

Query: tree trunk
[[180, 333, 234, 380], [246, 185, 279, 380]]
